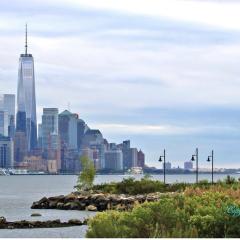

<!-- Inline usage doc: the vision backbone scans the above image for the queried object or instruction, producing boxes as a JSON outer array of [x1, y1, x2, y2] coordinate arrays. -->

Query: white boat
[[9, 169, 28, 175], [126, 167, 143, 175]]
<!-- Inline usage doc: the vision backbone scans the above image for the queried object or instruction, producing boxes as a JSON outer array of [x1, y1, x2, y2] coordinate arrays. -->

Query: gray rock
[[38, 197, 48, 204], [48, 195, 65, 201], [31, 213, 42, 217], [86, 205, 97, 211], [68, 219, 82, 225], [0, 216, 6, 224], [56, 202, 64, 209], [49, 201, 57, 208]]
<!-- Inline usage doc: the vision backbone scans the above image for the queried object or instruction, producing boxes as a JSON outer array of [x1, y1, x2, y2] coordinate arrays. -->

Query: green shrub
[[93, 177, 189, 195], [86, 190, 240, 238]]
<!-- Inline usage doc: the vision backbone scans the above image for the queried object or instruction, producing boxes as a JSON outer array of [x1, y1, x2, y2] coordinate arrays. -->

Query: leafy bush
[[93, 177, 189, 195], [86, 188, 240, 238], [93, 176, 240, 195]]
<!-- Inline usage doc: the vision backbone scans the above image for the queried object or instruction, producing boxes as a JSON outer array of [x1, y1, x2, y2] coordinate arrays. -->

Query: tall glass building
[[16, 25, 37, 151]]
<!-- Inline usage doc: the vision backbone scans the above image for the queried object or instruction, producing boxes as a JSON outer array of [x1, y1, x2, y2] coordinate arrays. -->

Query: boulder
[[31, 213, 42, 217], [38, 197, 49, 204], [0, 216, 6, 224], [56, 202, 64, 209], [96, 201, 108, 211], [63, 202, 79, 210], [64, 193, 76, 202], [78, 202, 86, 210], [52, 219, 61, 224], [86, 205, 97, 211], [48, 195, 65, 202], [31, 202, 40, 209], [68, 219, 82, 225], [49, 201, 57, 208]]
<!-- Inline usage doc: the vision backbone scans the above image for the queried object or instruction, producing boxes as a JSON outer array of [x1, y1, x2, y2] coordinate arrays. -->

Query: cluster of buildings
[[0, 26, 145, 174]]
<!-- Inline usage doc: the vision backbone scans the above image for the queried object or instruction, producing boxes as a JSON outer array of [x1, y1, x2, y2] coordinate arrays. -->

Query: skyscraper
[[58, 110, 78, 149], [41, 108, 59, 150], [0, 94, 15, 138], [0, 136, 14, 168], [16, 25, 37, 151], [0, 111, 8, 136], [105, 150, 123, 171]]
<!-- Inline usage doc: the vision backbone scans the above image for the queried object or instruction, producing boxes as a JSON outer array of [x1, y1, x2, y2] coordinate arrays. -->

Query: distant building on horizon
[[14, 132, 27, 164], [58, 110, 78, 150], [104, 150, 123, 171], [184, 161, 193, 170], [41, 108, 59, 150], [0, 136, 14, 168], [81, 129, 105, 168], [16, 24, 37, 151], [163, 162, 172, 170], [137, 150, 145, 168], [0, 111, 8, 137], [0, 94, 15, 138]]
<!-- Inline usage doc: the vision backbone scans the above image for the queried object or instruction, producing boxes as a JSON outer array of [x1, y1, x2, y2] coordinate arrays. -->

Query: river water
[[0, 173, 239, 238]]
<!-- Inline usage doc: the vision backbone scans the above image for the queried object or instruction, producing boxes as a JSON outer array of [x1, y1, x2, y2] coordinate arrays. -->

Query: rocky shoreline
[[31, 192, 176, 211], [0, 217, 87, 229]]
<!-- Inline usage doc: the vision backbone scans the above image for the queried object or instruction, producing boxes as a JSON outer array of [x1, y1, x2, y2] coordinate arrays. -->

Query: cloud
[[1, 0, 240, 167], [90, 123, 238, 136], [65, 0, 240, 30]]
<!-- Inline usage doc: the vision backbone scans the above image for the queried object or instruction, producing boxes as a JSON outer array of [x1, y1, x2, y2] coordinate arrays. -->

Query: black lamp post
[[191, 148, 199, 184], [159, 149, 166, 184], [207, 150, 214, 184]]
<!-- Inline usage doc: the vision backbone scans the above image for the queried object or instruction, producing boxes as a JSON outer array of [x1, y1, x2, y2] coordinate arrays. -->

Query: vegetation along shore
[[30, 157, 240, 237]]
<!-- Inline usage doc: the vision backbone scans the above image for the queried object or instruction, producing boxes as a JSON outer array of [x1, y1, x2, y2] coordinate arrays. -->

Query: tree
[[75, 156, 96, 191]]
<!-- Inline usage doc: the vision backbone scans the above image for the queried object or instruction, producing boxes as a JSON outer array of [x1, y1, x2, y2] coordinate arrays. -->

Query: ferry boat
[[9, 169, 28, 175], [125, 167, 143, 175]]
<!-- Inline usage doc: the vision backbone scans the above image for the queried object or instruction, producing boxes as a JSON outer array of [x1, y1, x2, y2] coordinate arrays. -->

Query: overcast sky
[[1, 0, 240, 168]]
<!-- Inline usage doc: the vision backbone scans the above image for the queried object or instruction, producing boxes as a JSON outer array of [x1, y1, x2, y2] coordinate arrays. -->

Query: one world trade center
[[16, 25, 37, 151]]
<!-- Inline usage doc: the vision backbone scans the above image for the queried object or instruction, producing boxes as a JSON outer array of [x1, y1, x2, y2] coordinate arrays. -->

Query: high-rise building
[[37, 123, 42, 148], [137, 150, 145, 168], [47, 133, 61, 171], [0, 111, 8, 137], [104, 150, 123, 171], [58, 110, 78, 149], [16, 25, 37, 151], [184, 161, 193, 170], [81, 129, 105, 168], [122, 140, 138, 170], [77, 119, 88, 150], [41, 108, 58, 150], [123, 140, 130, 149], [0, 136, 14, 168], [0, 94, 15, 138], [14, 132, 27, 164], [163, 162, 172, 170]]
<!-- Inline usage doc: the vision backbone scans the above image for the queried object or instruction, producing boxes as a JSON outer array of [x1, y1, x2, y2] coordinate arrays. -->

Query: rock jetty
[[0, 216, 87, 229], [31, 192, 175, 211]]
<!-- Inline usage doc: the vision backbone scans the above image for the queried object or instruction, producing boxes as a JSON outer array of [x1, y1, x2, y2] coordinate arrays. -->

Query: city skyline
[[1, 0, 240, 168]]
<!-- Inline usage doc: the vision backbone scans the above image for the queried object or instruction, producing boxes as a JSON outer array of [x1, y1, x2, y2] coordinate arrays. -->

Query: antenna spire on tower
[[25, 23, 28, 55]]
